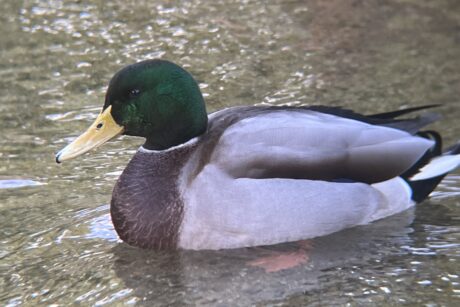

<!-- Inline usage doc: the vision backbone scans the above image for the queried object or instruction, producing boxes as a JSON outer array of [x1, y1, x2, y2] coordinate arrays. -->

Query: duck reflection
[[110, 208, 416, 305]]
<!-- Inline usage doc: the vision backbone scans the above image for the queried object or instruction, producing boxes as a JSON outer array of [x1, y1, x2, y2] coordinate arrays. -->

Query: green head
[[55, 60, 208, 162], [105, 59, 208, 149]]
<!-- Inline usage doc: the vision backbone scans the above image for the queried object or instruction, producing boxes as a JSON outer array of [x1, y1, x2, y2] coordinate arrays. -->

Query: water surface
[[1, 0, 460, 305]]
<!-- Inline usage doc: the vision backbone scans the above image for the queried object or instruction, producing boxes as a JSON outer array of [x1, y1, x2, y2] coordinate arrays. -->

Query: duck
[[56, 59, 460, 250]]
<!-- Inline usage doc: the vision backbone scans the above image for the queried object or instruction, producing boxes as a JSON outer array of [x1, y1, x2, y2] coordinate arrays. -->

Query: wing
[[207, 109, 434, 183]]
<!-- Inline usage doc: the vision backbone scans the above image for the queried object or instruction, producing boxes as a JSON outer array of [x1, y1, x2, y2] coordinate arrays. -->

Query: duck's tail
[[402, 131, 460, 202]]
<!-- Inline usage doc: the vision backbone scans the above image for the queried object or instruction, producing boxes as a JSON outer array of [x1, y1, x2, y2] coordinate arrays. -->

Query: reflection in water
[[0, 179, 44, 189], [111, 210, 416, 305], [1, 0, 460, 305]]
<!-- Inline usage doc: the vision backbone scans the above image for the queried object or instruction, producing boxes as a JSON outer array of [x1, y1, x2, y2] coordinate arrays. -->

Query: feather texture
[[208, 110, 433, 183], [176, 107, 433, 249]]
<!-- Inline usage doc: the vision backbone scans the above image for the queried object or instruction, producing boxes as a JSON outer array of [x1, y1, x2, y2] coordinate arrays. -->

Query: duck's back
[[193, 106, 433, 183]]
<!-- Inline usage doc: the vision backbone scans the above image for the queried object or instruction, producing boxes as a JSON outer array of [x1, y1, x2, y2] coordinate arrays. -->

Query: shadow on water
[[111, 209, 416, 305]]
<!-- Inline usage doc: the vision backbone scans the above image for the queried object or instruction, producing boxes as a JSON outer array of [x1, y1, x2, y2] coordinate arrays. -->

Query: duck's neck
[[110, 141, 198, 249]]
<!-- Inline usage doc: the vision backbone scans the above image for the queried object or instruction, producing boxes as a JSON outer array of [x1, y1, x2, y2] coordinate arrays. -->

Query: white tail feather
[[410, 154, 460, 181]]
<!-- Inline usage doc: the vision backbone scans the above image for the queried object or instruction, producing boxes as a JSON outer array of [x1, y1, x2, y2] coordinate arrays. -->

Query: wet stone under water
[[1, 0, 460, 305]]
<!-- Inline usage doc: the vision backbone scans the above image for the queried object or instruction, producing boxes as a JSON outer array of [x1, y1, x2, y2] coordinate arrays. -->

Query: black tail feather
[[402, 130, 448, 202], [368, 104, 440, 119], [406, 175, 447, 203]]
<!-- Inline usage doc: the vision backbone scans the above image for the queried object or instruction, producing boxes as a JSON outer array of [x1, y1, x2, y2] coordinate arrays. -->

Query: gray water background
[[1, 0, 460, 305]]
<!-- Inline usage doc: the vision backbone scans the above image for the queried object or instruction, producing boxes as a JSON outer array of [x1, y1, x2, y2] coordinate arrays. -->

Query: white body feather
[[411, 154, 460, 181]]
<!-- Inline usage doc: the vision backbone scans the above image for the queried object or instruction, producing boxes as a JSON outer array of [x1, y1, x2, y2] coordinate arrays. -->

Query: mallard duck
[[56, 59, 460, 250]]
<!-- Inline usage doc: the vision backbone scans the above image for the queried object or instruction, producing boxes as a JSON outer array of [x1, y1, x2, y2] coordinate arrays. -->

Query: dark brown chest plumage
[[110, 145, 197, 249]]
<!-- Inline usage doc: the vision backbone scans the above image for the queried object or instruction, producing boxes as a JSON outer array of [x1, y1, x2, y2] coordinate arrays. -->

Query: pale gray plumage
[[176, 107, 434, 249], [208, 110, 433, 182]]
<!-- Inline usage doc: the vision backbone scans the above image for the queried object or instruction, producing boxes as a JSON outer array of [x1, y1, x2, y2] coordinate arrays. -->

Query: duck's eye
[[129, 88, 141, 98], [96, 123, 103, 129]]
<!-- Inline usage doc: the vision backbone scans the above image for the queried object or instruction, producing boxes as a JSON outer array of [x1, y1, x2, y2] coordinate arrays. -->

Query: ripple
[[0, 179, 44, 189], [86, 213, 118, 242], [2, 0, 460, 306]]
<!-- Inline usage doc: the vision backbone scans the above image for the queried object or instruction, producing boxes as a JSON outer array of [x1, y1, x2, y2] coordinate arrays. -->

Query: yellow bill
[[55, 105, 124, 163]]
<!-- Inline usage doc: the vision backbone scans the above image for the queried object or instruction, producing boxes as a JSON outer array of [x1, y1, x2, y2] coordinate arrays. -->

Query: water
[[1, 0, 459, 305]]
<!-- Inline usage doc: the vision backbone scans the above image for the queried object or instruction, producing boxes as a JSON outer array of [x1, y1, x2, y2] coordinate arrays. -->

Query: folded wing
[[209, 110, 434, 183]]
